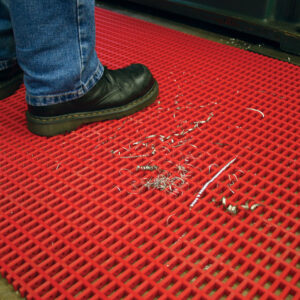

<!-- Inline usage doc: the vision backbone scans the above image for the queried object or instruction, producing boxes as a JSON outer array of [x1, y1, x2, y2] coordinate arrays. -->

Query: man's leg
[[8, 0, 104, 106], [8, 0, 158, 136], [0, 0, 16, 69], [0, 0, 23, 100]]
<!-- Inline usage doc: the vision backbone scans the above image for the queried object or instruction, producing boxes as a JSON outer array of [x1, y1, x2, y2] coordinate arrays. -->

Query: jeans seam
[[26, 63, 102, 100], [26, 63, 104, 106], [82, 62, 101, 91], [76, 0, 83, 85]]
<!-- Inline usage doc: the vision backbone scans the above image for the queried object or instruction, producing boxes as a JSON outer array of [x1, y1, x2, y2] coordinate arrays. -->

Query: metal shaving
[[227, 204, 238, 215], [194, 112, 214, 126], [232, 174, 238, 182], [218, 198, 263, 214], [172, 177, 185, 186], [227, 184, 235, 194], [246, 107, 264, 118], [132, 135, 157, 146], [174, 232, 187, 245], [151, 145, 156, 155], [173, 141, 185, 148], [144, 174, 185, 192], [115, 113, 214, 199], [136, 165, 158, 171], [120, 154, 149, 159], [240, 202, 263, 211], [208, 163, 218, 174], [149, 112, 214, 144], [176, 112, 214, 137], [220, 197, 238, 215], [240, 201, 249, 210], [215, 142, 228, 147], [221, 196, 226, 206], [111, 150, 120, 155], [190, 157, 238, 209], [144, 175, 173, 191], [119, 168, 132, 176], [176, 165, 188, 175], [250, 204, 263, 211], [166, 214, 175, 225], [145, 135, 157, 139]]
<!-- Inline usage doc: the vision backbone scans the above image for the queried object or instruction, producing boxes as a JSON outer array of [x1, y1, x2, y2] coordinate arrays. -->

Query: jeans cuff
[[26, 62, 104, 106], [0, 58, 18, 71]]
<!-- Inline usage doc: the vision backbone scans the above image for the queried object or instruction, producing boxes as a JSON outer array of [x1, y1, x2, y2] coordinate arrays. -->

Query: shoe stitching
[[28, 82, 158, 123]]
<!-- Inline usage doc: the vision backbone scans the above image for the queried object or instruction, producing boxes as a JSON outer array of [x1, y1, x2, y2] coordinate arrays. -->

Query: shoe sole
[[26, 80, 159, 137], [0, 73, 23, 100]]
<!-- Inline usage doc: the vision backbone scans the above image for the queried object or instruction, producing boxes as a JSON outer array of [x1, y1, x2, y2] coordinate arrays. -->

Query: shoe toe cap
[[127, 63, 155, 95]]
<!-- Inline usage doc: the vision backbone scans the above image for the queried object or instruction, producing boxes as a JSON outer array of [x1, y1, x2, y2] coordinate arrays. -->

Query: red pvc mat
[[0, 7, 299, 300]]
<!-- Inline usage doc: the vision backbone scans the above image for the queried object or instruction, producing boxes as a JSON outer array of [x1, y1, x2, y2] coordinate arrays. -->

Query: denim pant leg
[[7, 0, 104, 106], [0, 0, 17, 70]]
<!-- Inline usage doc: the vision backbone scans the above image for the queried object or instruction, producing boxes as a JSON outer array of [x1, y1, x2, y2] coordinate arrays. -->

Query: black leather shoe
[[26, 64, 159, 136], [0, 64, 23, 100]]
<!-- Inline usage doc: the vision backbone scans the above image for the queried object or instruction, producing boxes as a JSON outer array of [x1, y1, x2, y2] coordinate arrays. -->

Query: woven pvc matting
[[0, 7, 299, 300]]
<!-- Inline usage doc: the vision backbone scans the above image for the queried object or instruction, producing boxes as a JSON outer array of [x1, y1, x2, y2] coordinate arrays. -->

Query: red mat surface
[[1, 7, 299, 300]]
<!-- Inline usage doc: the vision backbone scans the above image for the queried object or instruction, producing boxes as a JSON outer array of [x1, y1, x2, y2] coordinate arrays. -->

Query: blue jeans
[[0, 0, 104, 106]]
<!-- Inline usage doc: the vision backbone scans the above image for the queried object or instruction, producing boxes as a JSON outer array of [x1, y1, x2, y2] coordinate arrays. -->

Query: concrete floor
[[0, 2, 299, 299], [97, 0, 300, 66], [0, 276, 24, 300]]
